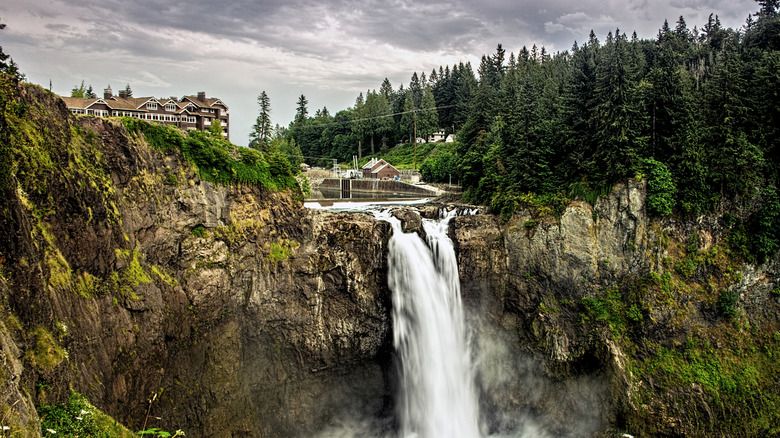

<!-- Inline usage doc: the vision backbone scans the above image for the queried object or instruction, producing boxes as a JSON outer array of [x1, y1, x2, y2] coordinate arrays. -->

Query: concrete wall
[[320, 178, 439, 196]]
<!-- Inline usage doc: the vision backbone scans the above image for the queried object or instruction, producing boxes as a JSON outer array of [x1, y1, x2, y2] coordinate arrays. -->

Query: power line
[[290, 104, 457, 131]]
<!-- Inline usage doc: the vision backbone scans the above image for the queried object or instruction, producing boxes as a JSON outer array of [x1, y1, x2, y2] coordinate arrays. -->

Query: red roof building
[[361, 158, 401, 179]]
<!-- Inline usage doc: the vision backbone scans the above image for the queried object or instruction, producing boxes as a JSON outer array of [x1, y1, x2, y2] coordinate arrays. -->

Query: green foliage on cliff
[[123, 118, 298, 191], [582, 229, 780, 436], [267, 239, 300, 264], [419, 142, 459, 182], [641, 157, 676, 217], [630, 334, 780, 435], [39, 391, 135, 438], [24, 327, 66, 371]]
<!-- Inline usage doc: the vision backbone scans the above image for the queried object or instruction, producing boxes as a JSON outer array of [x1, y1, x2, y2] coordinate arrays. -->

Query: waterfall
[[381, 209, 481, 438]]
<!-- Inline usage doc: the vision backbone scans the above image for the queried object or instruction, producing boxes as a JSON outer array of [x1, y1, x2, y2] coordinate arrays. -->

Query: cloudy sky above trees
[[1, 0, 758, 146]]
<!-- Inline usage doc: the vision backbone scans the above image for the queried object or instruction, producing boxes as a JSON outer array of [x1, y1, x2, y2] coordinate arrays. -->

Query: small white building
[[428, 130, 447, 142]]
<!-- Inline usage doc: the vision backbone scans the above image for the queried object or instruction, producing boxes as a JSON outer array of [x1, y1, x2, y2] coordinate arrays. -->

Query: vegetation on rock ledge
[[123, 118, 299, 192]]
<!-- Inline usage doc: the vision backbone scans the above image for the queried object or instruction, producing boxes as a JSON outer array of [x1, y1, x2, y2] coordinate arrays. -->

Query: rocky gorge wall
[[1, 79, 779, 437], [450, 181, 780, 437], [0, 80, 395, 437]]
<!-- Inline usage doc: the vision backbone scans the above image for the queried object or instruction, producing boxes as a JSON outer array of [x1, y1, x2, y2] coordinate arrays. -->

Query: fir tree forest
[[283, 5, 780, 263]]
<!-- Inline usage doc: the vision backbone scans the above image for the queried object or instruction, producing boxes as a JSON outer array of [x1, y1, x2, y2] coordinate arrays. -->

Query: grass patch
[[25, 327, 66, 371], [266, 239, 300, 264], [39, 391, 135, 438]]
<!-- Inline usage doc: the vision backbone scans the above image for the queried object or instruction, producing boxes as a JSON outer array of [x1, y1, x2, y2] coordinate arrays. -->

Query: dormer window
[[165, 103, 176, 112], [146, 102, 158, 110]]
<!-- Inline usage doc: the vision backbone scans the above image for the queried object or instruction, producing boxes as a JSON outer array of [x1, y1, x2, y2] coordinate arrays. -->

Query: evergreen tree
[[409, 72, 422, 107], [295, 94, 309, 123], [0, 21, 23, 79], [71, 80, 91, 98], [417, 85, 439, 140], [757, 0, 779, 17], [365, 90, 392, 154], [400, 91, 416, 143], [379, 78, 393, 100], [351, 92, 367, 158], [453, 62, 477, 130], [703, 39, 764, 196], [250, 91, 272, 151], [124, 83, 133, 98], [556, 37, 599, 182], [289, 94, 313, 159], [589, 30, 646, 183]]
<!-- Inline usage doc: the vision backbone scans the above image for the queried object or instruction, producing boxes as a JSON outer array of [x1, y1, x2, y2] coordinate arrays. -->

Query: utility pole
[[413, 108, 418, 170]]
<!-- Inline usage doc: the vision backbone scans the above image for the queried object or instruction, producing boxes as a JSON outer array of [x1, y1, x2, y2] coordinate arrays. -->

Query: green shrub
[[750, 185, 780, 264], [39, 392, 135, 437], [718, 289, 740, 319], [122, 119, 298, 191], [641, 157, 676, 217], [190, 225, 206, 238], [568, 180, 613, 206], [581, 289, 627, 337]]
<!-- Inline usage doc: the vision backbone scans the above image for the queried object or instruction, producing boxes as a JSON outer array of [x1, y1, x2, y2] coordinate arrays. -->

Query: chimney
[[197, 91, 206, 102], [103, 87, 113, 99], [118, 90, 127, 99]]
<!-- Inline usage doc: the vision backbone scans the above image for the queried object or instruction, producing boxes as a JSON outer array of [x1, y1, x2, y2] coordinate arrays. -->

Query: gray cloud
[[1, 0, 758, 146]]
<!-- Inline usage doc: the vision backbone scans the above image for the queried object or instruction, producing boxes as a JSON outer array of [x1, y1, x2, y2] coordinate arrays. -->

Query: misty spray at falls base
[[316, 206, 606, 438]]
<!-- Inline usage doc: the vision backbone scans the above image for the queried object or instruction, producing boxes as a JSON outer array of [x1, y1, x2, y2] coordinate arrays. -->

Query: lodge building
[[60, 88, 230, 139]]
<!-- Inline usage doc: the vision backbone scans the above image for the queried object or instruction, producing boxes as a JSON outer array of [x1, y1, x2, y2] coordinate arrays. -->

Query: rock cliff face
[[0, 81, 394, 437], [2, 80, 778, 438], [450, 180, 780, 437]]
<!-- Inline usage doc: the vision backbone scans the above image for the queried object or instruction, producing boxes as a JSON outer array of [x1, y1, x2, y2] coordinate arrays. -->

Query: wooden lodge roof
[[61, 92, 228, 113]]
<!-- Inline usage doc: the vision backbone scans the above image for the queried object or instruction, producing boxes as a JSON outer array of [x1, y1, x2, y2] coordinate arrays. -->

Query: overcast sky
[[1, 0, 757, 146]]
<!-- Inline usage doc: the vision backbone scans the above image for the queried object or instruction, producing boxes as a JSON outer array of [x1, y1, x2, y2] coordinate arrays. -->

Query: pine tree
[[757, 0, 779, 17], [453, 62, 477, 129], [417, 85, 439, 140], [295, 94, 308, 123], [409, 72, 422, 108], [124, 83, 133, 98], [556, 36, 598, 182], [71, 80, 89, 98], [351, 93, 367, 158], [703, 39, 764, 196], [379, 78, 393, 100], [400, 91, 416, 143], [250, 91, 272, 151], [589, 30, 646, 183], [0, 21, 23, 79]]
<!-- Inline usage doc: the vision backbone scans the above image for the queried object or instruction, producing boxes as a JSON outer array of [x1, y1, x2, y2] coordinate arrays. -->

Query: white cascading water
[[378, 209, 481, 438]]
